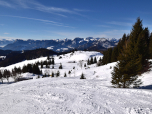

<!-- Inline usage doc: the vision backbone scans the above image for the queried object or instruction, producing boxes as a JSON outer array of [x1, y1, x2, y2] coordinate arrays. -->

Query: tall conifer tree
[[149, 33, 152, 58], [111, 18, 151, 88]]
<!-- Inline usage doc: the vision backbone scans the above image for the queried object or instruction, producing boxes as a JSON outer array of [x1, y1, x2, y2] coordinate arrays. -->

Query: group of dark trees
[[0, 50, 13, 56], [0, 62, 42, 83], [102, 18, 152, 88], [87, 57, 97, 65], [22, 64, 41, 75], [101, 34, 129, 65], [0, 48, 57, 67], [41, 57, 55, 68]]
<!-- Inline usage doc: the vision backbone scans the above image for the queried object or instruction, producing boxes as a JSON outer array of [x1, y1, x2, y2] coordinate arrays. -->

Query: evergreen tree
[[12, 68, 17, 82], [136, 28, 151, 73], [56, 71, 60, 77], [94, 57, 97, 63], [52, 58, 55, 65], [97, 57, 102, 66], [42, 73, 46, 78], [22, 65, 27, 73], [149, 33, 152, 58], [0, 70, 3, 84], [80, 73, 86, 79], [3, 70, 11, 82], [68, 71, 71, 74], [90, 57, 93, 64], [33, 64, 41, 75], [87, 59, 90, 65], [101, 34, 129, 64], [59, 63, 63, 69], [45, 62, 48, 68], [47, 55, 50, 60], [27, 64, 33, 73], [101, 48, 112, 65], [111, 46, 118, 62], [64, 72, 67, 77], [84, 63, 86, 67], [51, 71, 54, 77], [17, 67, 22, 75], [48, 60, 52, 65], [111, 18, 151, 88], [117, 34, 128, 56], [41, 62, 43, 68]]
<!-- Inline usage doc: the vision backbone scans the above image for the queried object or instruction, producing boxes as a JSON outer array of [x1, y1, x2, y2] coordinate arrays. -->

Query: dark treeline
[[0, 50, 13, 56], [87, 57, 97, 65], [101, 34, 129, 65], [0, 48, 57, 67], [101, 25, 152, 66], [0, 63, 41, 83], [0, 57, 55, 83]]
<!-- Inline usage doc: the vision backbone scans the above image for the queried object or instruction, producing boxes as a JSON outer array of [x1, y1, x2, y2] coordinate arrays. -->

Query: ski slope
[[0, 51, 152, 114]]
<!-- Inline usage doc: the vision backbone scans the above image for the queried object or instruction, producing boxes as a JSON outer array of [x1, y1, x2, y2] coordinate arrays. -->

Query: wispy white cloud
[[73, 9, 91, 12], [0, 0, 84, 17], [31, 1, 73, 13], [4, 32, 10, 35], [107, 21, 133, 27], [13, 0, 30, 8], [97, 25, 112, 28], [0, 0, 15, 8], [0, 15, 74, 28]]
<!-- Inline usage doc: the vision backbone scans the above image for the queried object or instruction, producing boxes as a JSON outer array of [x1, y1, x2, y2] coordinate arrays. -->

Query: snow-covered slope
[[0, 51, 152, 114]]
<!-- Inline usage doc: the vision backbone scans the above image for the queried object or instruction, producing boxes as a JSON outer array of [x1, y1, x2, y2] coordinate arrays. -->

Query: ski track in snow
[[0, 78, 152, 114]]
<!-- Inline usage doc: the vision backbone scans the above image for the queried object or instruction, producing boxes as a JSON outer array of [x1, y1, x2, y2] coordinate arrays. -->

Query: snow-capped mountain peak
[[0, 37, 119, 52]]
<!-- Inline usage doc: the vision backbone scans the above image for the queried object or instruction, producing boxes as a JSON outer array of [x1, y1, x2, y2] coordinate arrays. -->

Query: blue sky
[[0, 0, 152, 40]]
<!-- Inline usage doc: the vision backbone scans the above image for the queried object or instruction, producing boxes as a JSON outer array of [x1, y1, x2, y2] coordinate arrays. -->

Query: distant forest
[[0, 48, 57, 67]]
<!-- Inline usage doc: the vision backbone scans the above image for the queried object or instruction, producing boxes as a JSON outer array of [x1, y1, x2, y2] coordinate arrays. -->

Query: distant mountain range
[[0, 39, 15, 47], [0, 37, 119, 52]]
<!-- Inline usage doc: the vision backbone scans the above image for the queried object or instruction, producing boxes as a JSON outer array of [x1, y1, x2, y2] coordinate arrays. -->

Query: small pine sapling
[[56, 71, 60, 77], [51, 71, 54, 77], [37, 75, 40, 79], [80, 73, 86, 79], [64, 72, 67, 77]]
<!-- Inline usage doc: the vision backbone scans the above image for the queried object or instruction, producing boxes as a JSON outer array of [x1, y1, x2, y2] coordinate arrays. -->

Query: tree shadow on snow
[[0, 82, 14, 85], [137, 85, 152, 90]]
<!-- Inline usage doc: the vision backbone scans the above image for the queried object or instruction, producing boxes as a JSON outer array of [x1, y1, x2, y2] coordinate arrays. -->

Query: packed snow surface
[[0, 51, 152, 114]]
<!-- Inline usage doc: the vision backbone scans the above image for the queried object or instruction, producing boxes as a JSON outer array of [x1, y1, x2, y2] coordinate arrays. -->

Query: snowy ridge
[[1, 37, 119, 52], [0, 51, 152, 114]]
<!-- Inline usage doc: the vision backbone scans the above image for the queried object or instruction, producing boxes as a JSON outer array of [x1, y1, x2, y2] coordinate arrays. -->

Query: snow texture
[[0, 51, 152, 114]]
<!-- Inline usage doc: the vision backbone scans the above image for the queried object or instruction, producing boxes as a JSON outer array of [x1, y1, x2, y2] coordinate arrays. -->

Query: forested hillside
[[0, 48, 57, 67]]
